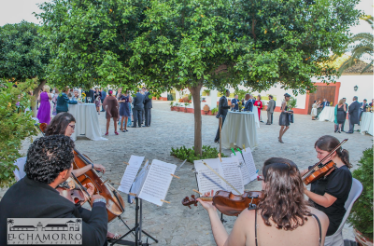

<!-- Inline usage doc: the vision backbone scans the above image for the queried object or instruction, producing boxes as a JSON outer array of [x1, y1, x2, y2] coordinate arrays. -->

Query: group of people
[[312, 97, 373, 134], [0, 124, 354, 246]]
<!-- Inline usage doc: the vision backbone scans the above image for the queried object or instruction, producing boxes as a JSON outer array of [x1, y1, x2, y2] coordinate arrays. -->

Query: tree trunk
[[32, 80, 46, 117], [188, 83, 203, 157]]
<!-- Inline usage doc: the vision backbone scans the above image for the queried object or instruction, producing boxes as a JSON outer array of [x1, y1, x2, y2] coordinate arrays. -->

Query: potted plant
[[188, 94, 192, 103], [170, 101, 175, 111], [287, 97, 297, 110], [203, 89, 211, 96], [184, 102, 189, 112], [348, 147, 373, 246], [211, 107, 218, 115]]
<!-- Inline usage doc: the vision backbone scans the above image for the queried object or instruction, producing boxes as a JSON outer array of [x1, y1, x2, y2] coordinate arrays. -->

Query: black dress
[[279, 105, 290, 126], [336, 106, 345, 124], [309, 165, 352, 236]]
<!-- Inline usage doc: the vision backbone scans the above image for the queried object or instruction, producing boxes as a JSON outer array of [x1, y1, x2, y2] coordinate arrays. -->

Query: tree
[[0, 21, 51, 114], [130, 0, 360, 155], [335, 15, 373, 75], [37, 0, 360, 156]]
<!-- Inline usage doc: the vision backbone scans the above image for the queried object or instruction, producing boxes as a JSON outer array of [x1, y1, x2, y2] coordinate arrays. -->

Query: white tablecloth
[[360, 112, 373, 136], [221, 111, 258, 149], [252, 106, 260, 128], [318, 106, 335, 122], [68, 103, 107, 141]]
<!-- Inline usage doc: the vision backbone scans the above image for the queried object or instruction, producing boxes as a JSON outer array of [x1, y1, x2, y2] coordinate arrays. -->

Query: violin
[[37, 123, 125, 222], [182, 190, 264, 216], [56, 177, 88, 205], [302, 139, 348, 185]]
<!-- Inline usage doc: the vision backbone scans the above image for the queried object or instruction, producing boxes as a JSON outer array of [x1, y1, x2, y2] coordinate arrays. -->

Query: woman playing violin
[[302, 135, 352, 239], [45, 112, 106, 176], [199, 157, 329, 246]]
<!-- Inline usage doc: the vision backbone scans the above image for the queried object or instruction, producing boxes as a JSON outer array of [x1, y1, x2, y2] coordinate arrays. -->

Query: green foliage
[[170, 145, 226, 163], [287, 97, 298, 109], [211, 107, 218, 115], [0, 81, 38, 188], [188, 94, 192, 101], [0, 21, 50, 83], [234, 89, 251, 101], [348, 147, 373, 240], [202, 89, 211, 96]]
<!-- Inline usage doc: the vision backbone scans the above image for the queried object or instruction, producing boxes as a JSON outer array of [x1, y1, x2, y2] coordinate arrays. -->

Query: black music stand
[[110, 197, 158, 246]]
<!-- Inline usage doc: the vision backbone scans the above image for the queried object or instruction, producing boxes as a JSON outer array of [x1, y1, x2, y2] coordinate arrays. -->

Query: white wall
[[336, 75, 373, 105]]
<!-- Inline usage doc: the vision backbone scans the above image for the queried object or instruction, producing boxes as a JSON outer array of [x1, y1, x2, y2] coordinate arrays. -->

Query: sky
[[0, 0, 372, 34]]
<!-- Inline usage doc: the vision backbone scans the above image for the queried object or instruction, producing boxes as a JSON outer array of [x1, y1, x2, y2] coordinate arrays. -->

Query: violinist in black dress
[[302, 135, 352, 243]]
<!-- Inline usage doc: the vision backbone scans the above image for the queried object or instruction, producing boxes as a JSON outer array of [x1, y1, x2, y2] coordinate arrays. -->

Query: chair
[[13, 157, 27, 182], [324, 178, 363, 246]]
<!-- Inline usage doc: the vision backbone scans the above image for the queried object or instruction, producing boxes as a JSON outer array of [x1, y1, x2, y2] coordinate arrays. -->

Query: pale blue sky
[[0, 0, 372, 34]]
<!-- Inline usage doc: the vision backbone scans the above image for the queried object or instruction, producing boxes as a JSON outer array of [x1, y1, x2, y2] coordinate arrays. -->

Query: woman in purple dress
[[37, 85, 52, 124]]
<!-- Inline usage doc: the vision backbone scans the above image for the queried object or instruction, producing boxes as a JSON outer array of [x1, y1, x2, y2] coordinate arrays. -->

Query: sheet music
[[194, 157, 244, 195], [242, 147, 257, 182], [128, 160, 150, 204], [221, 157, 244, 195], [138, 159, 176, 206], [231, 152, 250, 185], [118, 155, 144, 194]]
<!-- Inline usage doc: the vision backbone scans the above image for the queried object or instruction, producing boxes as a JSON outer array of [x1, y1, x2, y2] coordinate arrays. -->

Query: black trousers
[[133, 109, 142, 127], [214, 114, 226, 142], [145, 108, 151, 126]]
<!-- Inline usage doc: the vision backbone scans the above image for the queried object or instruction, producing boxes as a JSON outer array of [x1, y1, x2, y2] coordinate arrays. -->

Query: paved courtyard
[[3, 101, 373, 245]]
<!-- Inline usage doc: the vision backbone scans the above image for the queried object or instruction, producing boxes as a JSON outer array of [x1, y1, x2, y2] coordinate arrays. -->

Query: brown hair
[[314, 135, 352, 168], [45, 112, 76, 136], [259, 157, 311, 231], [338, 99, 344, 106]]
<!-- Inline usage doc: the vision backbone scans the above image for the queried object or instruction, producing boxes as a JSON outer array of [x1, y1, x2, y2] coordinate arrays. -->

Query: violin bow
[[201, 160, 242, 195]]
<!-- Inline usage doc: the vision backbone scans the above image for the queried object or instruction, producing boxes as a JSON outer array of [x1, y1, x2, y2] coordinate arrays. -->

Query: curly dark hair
[[258, 157, 311, 231], [315, 135, 352, 168], [24, 135, 75, 184], [45, 112, 76, 136]]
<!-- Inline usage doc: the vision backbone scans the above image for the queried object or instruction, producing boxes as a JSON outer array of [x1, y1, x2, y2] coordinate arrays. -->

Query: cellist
[[302, 135, 352, 243]]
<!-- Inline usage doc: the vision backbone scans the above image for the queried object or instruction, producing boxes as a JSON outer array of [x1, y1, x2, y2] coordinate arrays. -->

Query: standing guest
[[322, 98, 330, 109], [198, 157, 329, 246], [243, 94, 253, 112], [214, 89, 231, 143], [56, 87, 77, 114], [249, 94, 256, 105], [51, 88, 59, 116], [127, 93, 133, 128], [103, 90, 119, 135], [278, 93, 293, 143], [141, 87, 146, 125], [360, 99, 368, 121], [132, 89, 145, 128], [334, 99, 347, 133], [341, 98, 348, 132], [72, 89, 81, 102], [100, 89, 107, 112], [266, 95, 275, 125], [37, 85, 52, 124], [369, 99, 374, 107], [254, 95, 263, 122], [118, 90, 131, 132], [346, 96, 360, 134], [0, 135, 108, 246], [302, 135, 352, 242], [94, 87, 101, 115], [311, 100, 318, 120], [85, 88, 95, 103], [231, 95, 239, 111], [144, 88, 152, 127]]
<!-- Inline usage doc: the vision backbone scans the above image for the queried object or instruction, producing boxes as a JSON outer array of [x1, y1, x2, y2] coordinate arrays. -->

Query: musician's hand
[[197, 190, 216, 212], [93, 164, 106, 173], [84, 183, 95, 197], [92, 194, 105, 202]]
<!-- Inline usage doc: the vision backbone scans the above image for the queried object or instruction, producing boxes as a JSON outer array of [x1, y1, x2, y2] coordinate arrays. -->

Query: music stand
[[110, 196, 158, 246]]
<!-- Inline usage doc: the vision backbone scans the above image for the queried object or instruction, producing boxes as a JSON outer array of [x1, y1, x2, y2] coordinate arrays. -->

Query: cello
[[38, 123, 125, 222]]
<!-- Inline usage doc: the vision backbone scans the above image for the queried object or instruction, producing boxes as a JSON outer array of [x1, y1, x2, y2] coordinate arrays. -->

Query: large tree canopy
[[38, 0, 360, 155]]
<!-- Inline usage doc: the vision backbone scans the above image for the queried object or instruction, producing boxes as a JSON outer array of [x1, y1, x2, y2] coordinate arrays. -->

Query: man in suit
[[214, 90, 231, 143], [347, 96, 360, 134], [322, 98, 330, 109], [100, 89, 107, 111], [231, 95, 239, 111], [266, 95, 275, 125], [243, 94, 253, 112], [144, 88, 152, 127], [85, 88, 95, 103], [132, 89, 145, 128], [0, 135, 107, 246]]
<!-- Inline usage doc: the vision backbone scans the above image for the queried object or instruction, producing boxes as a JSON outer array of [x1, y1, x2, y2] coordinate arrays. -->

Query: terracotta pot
[[354, 228, 373, 246]]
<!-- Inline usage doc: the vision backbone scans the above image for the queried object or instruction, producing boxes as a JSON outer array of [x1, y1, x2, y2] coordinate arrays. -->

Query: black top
[[0, 177, 108, 246], [309, 165, 352, 236]]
